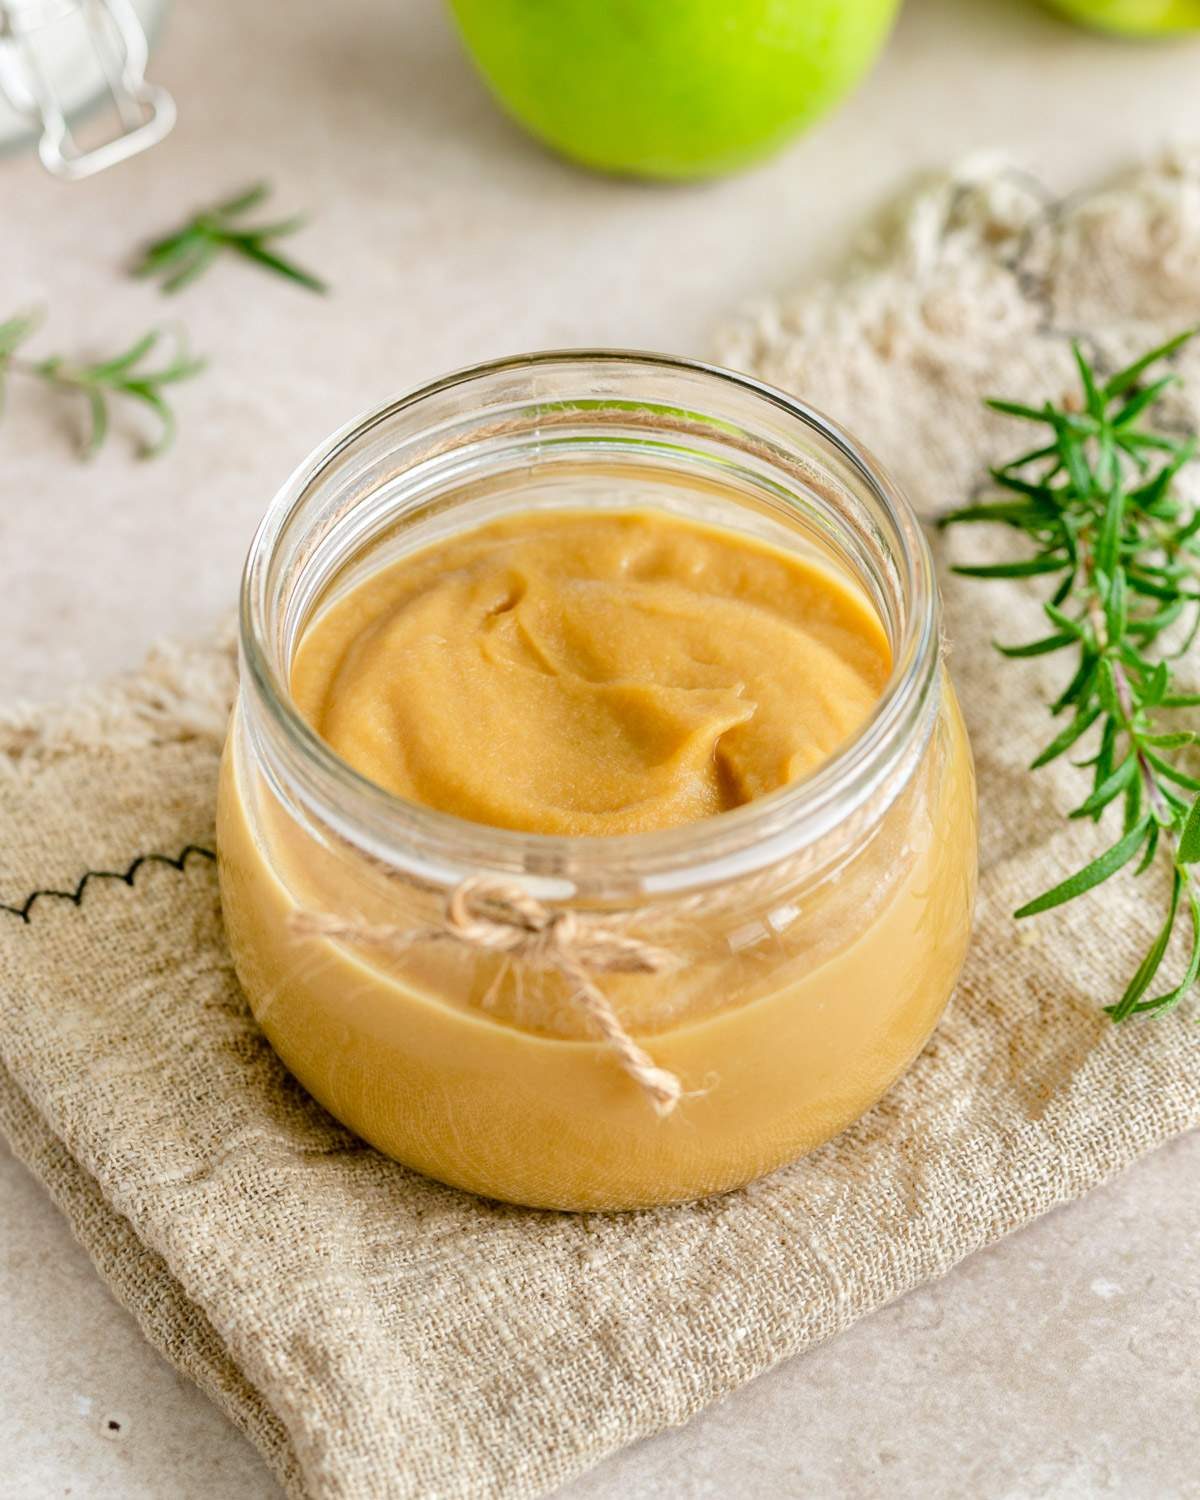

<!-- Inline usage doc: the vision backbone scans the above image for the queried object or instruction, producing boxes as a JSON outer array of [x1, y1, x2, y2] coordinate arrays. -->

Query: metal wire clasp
[[0, 0, 174, 179]]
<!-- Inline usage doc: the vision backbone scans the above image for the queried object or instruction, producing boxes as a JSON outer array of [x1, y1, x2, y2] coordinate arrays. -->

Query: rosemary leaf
[[1179, 799, 1200, 863], [1069, 753, 1139, 819], [134, 182, 328, 296], [1030, 704, 1102, 769], [1014, 818, 1153, 918], [953, 556, 1072, 580], [1103, 327, 1199, 399], [995, 633, 1079, 658], [1136, 890, 1200, 1014], [1106, 869, 1182, 1019]]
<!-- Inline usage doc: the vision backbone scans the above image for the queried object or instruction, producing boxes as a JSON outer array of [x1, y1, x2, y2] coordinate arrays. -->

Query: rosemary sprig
[[942, 329, 1200, 1021], [0, 309, 204, 458], [133, 182, 327, 295]]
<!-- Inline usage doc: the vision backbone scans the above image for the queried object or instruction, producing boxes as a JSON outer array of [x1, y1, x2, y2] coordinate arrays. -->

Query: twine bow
[[290, 876, 685, 1116]]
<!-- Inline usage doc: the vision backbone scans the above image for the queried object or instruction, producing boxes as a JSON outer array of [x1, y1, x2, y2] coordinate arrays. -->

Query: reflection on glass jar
[[218, 352, 977, 1212]]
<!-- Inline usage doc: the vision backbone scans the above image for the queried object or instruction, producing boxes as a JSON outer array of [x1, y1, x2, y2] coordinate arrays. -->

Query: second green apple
[[1042, 0, 1200, 31]]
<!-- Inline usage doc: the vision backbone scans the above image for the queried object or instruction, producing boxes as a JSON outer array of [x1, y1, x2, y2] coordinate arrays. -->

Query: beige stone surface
[[3, 0, 1200, 1495]]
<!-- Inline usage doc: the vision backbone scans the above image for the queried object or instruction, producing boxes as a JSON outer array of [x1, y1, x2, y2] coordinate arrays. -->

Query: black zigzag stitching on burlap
[[0, 845, 216, 924]]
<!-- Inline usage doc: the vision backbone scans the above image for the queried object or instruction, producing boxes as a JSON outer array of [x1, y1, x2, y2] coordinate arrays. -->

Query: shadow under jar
[[217, 352, 977, 1212]]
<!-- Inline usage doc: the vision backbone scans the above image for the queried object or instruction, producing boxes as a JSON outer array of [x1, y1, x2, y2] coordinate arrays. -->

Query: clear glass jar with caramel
[[218, 352, 977, 1211]]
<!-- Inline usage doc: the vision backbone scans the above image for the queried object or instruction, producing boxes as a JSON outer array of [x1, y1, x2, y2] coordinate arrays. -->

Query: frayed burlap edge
[[0, 618, 237, 777]]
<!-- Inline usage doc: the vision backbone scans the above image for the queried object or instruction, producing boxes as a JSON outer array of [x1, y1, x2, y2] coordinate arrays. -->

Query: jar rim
[[239, 349, 940, 896]]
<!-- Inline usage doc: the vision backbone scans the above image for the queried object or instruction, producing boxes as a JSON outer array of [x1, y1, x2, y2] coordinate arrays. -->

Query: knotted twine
[[290, 876, 686, 1116]]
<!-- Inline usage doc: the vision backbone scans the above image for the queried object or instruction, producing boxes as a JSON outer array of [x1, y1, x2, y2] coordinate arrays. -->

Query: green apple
[[1042, 0, 1200, 32], [445, 0, 902, 180]]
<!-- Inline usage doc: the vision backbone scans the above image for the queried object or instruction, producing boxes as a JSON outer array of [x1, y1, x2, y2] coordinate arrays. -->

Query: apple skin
[[445, 0, 902, 181], [1042, 0, 1200, 32]]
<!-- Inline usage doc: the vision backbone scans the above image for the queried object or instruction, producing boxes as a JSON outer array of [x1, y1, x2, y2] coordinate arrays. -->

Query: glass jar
[[0, 0, 173, 176], [217, 351, 977, 1212]]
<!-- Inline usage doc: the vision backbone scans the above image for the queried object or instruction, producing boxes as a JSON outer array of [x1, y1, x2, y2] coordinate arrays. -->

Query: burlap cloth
[[4, 153, 1200, 1500]]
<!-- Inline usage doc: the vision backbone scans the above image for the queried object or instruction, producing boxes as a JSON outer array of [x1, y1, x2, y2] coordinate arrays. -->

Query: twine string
[[289, 875, 685, 1117]]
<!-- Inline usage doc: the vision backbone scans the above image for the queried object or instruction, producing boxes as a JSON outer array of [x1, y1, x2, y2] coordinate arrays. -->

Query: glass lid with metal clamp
[[0, 0, 173, 178]]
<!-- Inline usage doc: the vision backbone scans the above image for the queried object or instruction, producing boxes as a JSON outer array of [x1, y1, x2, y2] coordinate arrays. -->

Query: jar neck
[[239, 351, 940, 903]]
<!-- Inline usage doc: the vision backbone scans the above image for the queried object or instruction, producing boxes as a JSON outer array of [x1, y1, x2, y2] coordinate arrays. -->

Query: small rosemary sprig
[[133, 182, 327, 295], [0, 309, 204, 458], [942, 329, 1200, 1021]]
